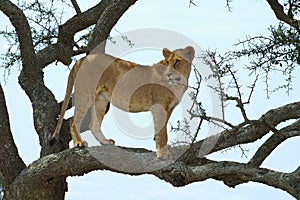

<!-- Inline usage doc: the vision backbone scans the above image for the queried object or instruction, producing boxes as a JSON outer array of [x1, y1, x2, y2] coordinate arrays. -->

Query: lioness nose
[[166, 73, 172, 77]]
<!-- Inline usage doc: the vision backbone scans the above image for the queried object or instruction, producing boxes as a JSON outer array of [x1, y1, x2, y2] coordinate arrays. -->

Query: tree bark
[[0, 84, 26, 185]]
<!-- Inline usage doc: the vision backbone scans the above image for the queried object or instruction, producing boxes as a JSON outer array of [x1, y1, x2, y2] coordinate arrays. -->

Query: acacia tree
[[0, 0, 299, 199]]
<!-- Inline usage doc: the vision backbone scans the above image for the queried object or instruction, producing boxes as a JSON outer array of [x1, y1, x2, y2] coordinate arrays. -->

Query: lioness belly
[[110, 84, 176, 113], [110, 91, 154, 112]]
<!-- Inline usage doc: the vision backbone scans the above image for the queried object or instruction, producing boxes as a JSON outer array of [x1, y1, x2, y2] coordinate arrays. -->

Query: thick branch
[[266, 0, 300, 28], [87, 0, 138, 53], [0, 84, 26, 185], [9, 145, 299, 199], [8, 146, 171, 196]]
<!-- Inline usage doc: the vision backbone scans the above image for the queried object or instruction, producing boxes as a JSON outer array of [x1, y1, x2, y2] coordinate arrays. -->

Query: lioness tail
[[50, 58, 84, 144]]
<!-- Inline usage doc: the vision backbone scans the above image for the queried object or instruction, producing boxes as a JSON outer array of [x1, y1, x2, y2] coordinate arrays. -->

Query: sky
[[0, 0, 299, 199]]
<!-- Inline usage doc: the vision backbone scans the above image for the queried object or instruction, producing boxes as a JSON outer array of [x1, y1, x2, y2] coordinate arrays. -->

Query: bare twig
[[221, 145, 249, 158], [225, 95, 249, 122], [204, 116, 235, 128], [246, 74, 259, 104], [202, 51, 226, 121], [189, 0, 197, 7], [225, 0, 233, 12]]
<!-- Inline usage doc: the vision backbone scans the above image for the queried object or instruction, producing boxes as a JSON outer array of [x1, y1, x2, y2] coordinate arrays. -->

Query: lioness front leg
[[154, 127, 170, 159], [151, 104, 171, 159]]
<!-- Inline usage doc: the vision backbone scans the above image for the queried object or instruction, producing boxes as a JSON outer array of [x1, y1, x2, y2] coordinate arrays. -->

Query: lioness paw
[[156, 146, 171, 160], [74, 140, 85, 148], [101, 139, 115, 146]]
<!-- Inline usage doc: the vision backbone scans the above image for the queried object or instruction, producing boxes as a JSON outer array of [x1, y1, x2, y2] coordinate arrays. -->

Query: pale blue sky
[[0, 0, 299, 199]]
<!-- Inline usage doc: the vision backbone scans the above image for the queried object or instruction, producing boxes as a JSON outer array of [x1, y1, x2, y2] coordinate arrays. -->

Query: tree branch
[[188, 161, 299, 198], [266, 0, 300, 28], [248, 119, 300, 167], [8, 145, 300, 199], [35, 0, 137, 67], [0, 84, 26, 184], [35, 1, 111, 67], [181, 101, 300, 164], [0, 0, 36, 68], [87, 0, 138, 53]]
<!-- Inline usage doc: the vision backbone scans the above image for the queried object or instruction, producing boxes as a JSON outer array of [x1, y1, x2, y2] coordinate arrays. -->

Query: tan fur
[[51, 46, 195, 159]]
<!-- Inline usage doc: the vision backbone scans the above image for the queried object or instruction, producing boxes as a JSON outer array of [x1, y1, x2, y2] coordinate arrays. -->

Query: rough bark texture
[[0, 0, 299, 199]]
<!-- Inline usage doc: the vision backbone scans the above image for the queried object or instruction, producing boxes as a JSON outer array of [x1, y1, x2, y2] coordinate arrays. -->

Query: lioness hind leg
[[70, 118, 85, 147], [89, 94, 115, 145]]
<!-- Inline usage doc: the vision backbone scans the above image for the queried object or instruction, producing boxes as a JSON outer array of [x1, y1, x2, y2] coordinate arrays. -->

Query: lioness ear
[[184, 46, 195, 60], [163, 48, 171, 58]]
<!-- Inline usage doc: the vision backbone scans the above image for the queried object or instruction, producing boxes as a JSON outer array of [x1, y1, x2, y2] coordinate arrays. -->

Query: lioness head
[[162, 46, 195, 85]]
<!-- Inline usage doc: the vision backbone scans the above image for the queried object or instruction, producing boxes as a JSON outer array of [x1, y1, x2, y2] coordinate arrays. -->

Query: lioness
[[51, 46, 195, 159]]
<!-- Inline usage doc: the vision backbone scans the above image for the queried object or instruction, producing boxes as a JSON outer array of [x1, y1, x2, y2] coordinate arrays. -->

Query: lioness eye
[[174, 59, 180, 66], [165, 60, 169, 65]]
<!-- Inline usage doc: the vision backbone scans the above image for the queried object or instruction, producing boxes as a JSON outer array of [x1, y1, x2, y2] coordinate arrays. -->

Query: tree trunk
[[5, 178, 67, 200]]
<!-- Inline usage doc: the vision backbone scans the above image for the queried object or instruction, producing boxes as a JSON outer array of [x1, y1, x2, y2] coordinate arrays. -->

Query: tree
[[0, 0, 299, 199]]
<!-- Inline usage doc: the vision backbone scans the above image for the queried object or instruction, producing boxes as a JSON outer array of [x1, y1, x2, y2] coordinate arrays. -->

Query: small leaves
[[17, 0, 64, 50], [222, 21, 299, 97]]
